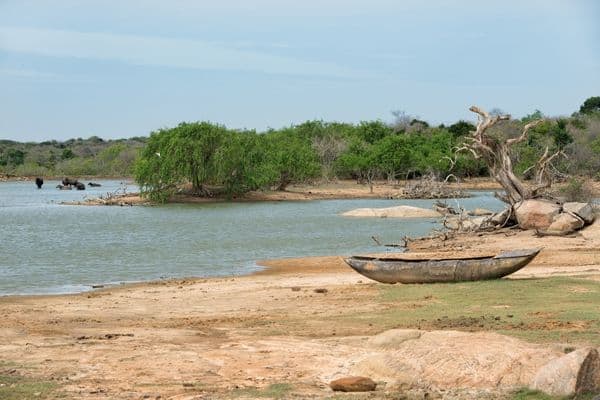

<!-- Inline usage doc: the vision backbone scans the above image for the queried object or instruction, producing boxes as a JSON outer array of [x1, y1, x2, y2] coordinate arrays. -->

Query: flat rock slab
[[349, 329, 600, 396], [342, 205, 441, 218]]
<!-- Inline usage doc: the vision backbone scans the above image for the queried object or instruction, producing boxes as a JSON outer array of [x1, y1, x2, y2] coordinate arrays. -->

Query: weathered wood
[[344, 248, 541, 284], [460, 106, 548, 206]]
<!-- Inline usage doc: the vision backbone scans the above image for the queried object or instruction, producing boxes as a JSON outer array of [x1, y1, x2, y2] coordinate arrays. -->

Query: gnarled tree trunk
[[459, 106, 561, 206]]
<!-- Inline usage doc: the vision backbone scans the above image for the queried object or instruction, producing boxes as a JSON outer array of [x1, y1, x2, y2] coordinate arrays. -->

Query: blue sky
[[0, 0, 598, 141]]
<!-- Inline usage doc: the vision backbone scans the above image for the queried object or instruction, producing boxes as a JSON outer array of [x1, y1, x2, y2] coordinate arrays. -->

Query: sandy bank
[[2, 219, 599, 398]]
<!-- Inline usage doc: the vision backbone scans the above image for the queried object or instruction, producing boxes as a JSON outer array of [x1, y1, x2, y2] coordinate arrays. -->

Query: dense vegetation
[[2, 97, 599, 202], [0, 136, 145, 177]]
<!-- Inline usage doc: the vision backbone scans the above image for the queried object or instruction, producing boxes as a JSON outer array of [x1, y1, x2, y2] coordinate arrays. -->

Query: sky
[[0, 0, 599, 141]]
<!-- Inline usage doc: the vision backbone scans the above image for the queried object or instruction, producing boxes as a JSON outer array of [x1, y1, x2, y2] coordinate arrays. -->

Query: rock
[[531, 348, 600, 396], [563, 202, 595, 224], [546, 212, 585, 234], [468, 208, 493, 216], [445, 216, 486, 231], [515, 200, 561, 230], [342, 206, 441, 218], [368, 329, 422, 349], [314, 288, 328, 294], [352, 330, 568, 391], [330, 376, 377, 392]]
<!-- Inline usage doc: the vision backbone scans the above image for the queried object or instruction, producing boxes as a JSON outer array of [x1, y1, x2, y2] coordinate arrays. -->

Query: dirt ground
[[1, 215, 599, 399]]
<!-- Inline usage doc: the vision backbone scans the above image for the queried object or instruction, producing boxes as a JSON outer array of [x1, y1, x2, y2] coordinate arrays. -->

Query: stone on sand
[[330, 376, 377, 392], [515, 200, 561, 230]]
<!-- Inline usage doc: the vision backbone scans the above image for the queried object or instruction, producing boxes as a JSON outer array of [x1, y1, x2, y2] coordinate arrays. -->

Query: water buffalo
[[88, 182, 102, 187], [35, 177, 43, 189], [62, 177, 79, 187], [56, 184, 72, 190], [75, 182, 86, 190]]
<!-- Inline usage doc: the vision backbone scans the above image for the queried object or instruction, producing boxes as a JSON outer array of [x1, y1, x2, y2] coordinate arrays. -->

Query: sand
[[1, 217, 599, 399]]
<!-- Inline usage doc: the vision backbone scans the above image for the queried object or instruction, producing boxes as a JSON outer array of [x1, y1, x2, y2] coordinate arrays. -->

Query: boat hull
[[344, 248, 541, 284]]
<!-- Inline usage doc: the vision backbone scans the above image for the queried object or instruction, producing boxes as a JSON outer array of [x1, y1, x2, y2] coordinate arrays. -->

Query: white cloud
[[0, 68, 59, 79], [0, 26, 366, 78], [0, 67, 93, 83]]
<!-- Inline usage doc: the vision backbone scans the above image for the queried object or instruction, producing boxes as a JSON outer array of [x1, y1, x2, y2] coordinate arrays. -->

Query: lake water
[[0, 180, 505, 296]]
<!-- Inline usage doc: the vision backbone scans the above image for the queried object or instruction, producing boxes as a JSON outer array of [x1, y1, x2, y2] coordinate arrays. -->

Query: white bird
[[155, 152, 161, 157]]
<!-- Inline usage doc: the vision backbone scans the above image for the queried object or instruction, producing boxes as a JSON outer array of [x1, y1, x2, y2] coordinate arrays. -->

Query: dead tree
[[457, 106, 563, 206]]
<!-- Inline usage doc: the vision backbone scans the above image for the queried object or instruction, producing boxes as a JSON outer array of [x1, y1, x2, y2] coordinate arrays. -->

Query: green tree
[[335, 137, 380, 191], [4, 149, 26, 166], [447, 120, 475, 137], [522, 109, 544, 122], [262, 130, 321, 191], [355, 120, 394, 144], [549, 119, 573, 150], [135, 122, 228, 201], [371, 135, 414, 181], [215, 131, 271, 197], [579, 96, 600, 115], [61, 148, 75, 160]]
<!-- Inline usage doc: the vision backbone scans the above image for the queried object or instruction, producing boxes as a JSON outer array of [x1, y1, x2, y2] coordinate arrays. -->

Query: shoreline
[[61, 177, 503, 206], [3, 213, 599, 298], [5, 176, 599, 205], [1, 221, 599, 398], [0, 255, 360, 299]]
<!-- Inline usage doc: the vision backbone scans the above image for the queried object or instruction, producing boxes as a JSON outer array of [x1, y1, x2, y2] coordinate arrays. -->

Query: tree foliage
[[579, 96, 600, 115], [4, 98, 600, 199]]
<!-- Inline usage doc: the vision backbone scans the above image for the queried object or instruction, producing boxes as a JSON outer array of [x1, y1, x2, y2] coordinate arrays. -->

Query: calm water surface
[[0, 180, 505, 295]]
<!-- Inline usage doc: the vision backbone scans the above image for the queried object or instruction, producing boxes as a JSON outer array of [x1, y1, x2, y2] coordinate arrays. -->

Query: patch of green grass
[[230, 383, 293, 399], [334, 276, 600, 346], [511, 387, 598, 399], [0, 374, 64, 400]]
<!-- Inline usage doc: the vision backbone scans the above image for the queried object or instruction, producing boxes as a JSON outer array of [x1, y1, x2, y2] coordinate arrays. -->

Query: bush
[[559, 177, 594, 202]]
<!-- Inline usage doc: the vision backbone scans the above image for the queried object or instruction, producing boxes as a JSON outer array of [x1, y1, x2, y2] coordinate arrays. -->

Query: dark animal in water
[[75, 182, 86, 190], [62, 177, 79, 187], [56, 184, 72, 190], [35, 177, 43, 189], [88, 182, 102, 187]]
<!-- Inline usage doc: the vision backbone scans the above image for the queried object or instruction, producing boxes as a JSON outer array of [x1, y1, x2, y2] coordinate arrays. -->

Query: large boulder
[[546, 212, 585, 234], [350, 329, 600, 395], [515, 200, 561, 230], [531, 348, 600, 396], [342, 206, 441, 218], [563, 202, 595, 224]]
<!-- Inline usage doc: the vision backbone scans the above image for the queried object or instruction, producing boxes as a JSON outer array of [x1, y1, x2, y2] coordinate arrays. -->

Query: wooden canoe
[[344, 248, 541, 284]]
